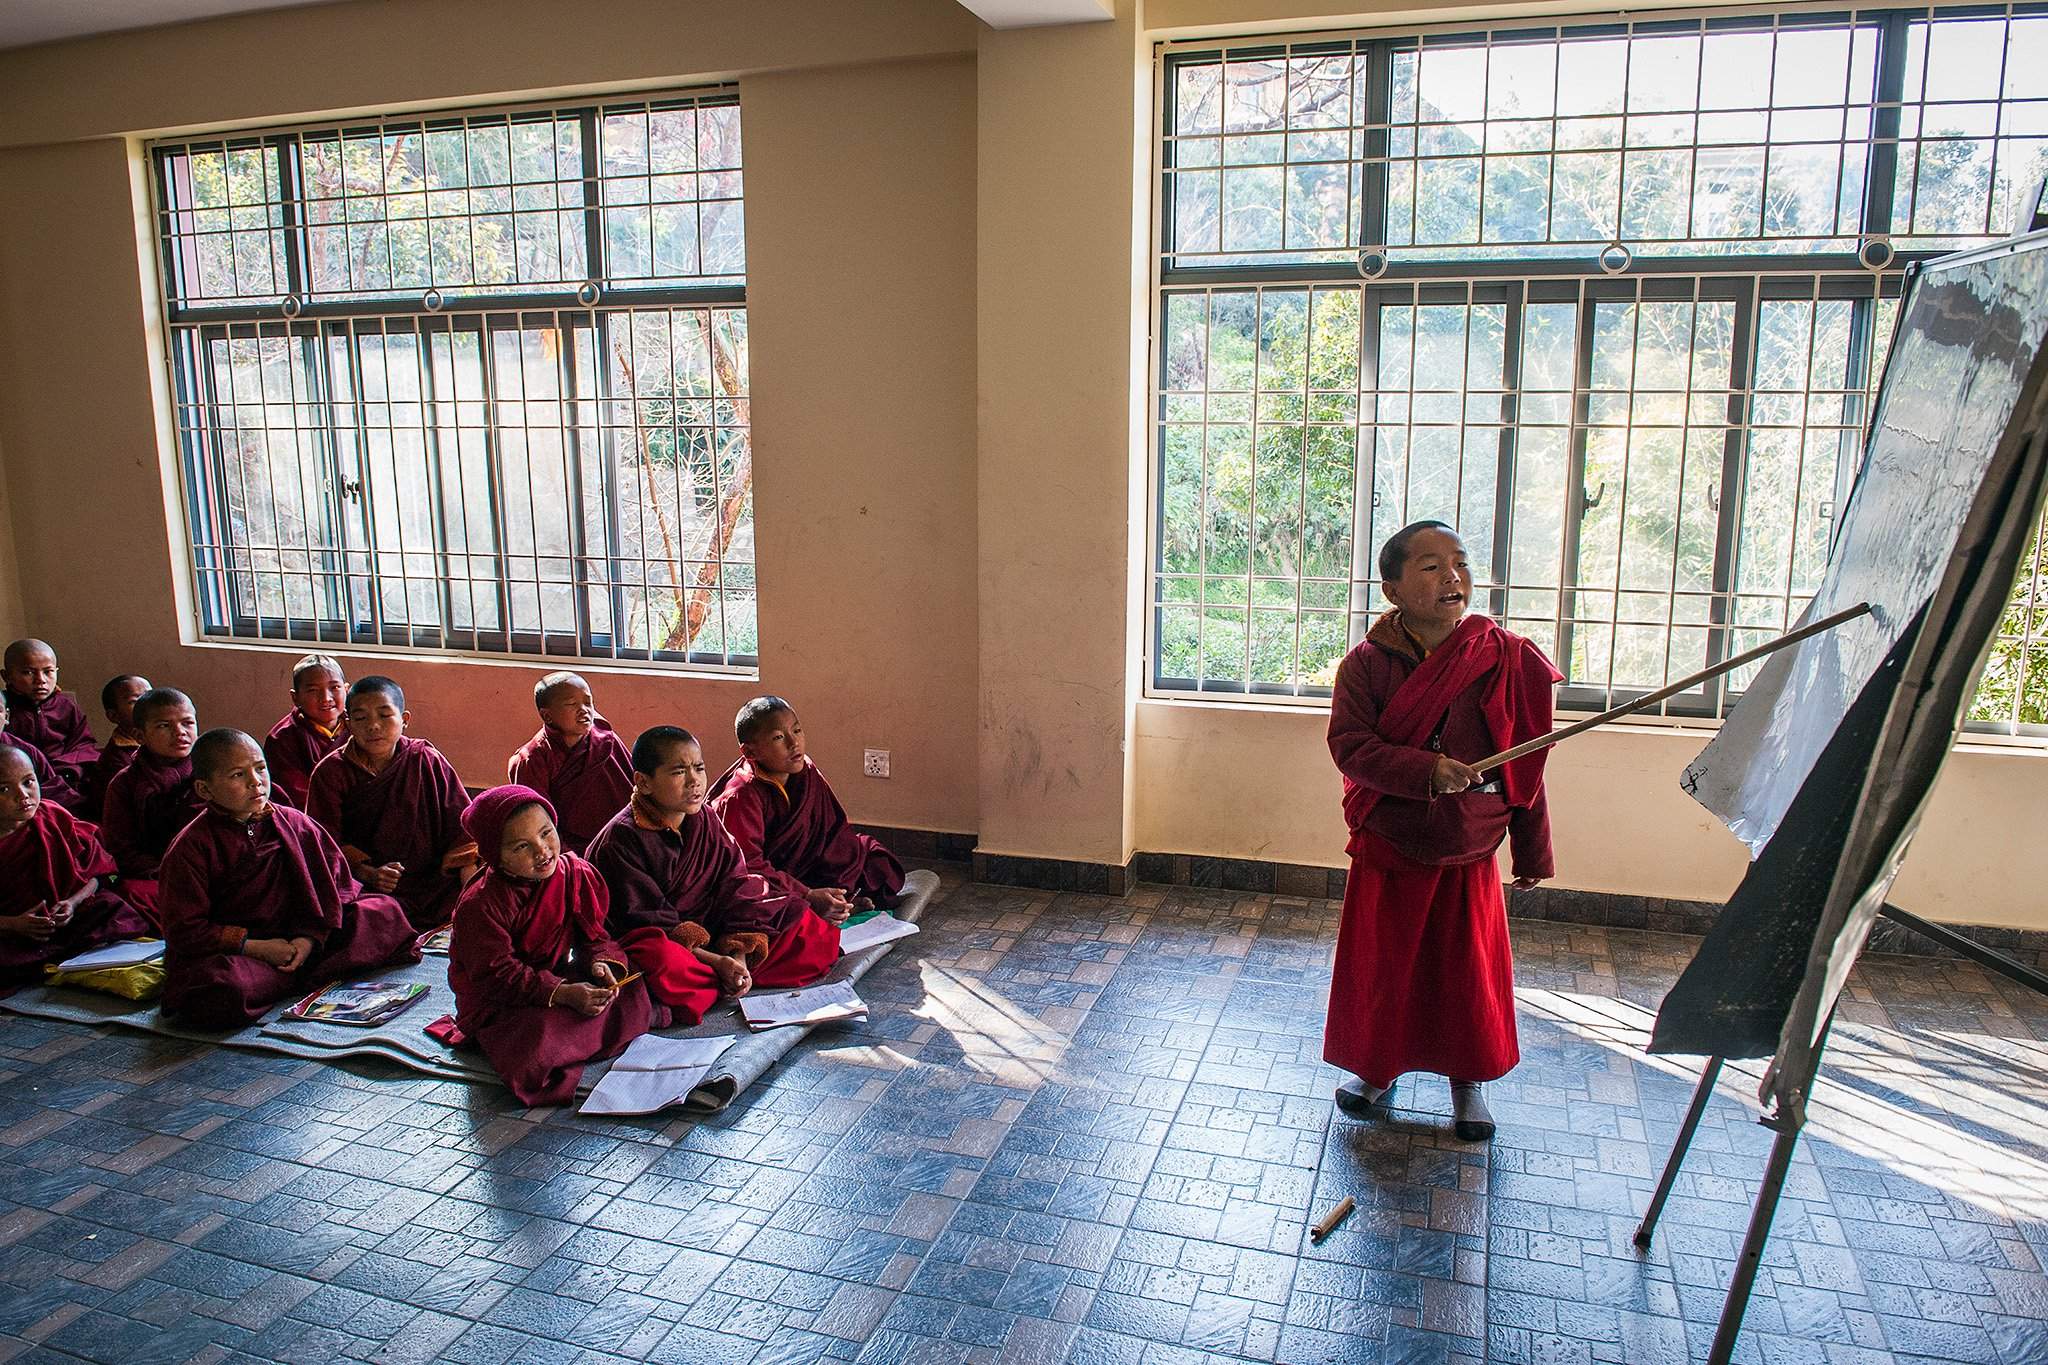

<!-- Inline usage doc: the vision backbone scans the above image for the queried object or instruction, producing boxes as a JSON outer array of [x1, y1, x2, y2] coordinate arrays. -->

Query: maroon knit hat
[[462, 784, 555, 865]]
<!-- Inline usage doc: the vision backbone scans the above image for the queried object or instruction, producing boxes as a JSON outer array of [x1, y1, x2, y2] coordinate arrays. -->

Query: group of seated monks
[[1, 637, 906, 1105]]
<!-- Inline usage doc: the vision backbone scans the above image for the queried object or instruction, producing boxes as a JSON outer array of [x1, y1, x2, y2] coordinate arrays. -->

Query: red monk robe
[[100, 749, 203, 917], [307, 737, 474, 931], [157, 803, 418, 1029], [81, 734, 140, 823], [449, 788, 658, 1105], [1324, 611, 1560, 1089], [264, 708, 345, 811], [586, 799, 839, 1008], [4, 689, 98, 805], [0, 803, 153, 983], [507, 720, 633, 856], [708, 757, 905, 904]]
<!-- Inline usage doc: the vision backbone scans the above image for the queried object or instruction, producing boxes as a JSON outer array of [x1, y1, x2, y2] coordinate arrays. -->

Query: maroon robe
[[1324, 611, 1561, 1089], [307, 738, 475, 931], [4, 689, 98, 802], [709, 757, 905, 903], [506, 720, 633, 855], [449, 851, 656, 1105], [100, 749, 203, 914], [81, 736, 140, 823], [2, 733, 70, 813], [264, 708, 345, 811], [157, 803, 417, 1029], [586, 800, 837, 1001], [0, 803, 152, 983]]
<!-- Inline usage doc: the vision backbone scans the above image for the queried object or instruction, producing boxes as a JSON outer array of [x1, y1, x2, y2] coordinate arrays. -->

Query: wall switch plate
[[863, 748, 890, 778]]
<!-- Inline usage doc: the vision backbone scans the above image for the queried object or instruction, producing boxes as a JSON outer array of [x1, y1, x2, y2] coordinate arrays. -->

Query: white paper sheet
[[55, 939, 165, 971], [579, 1035, 735, 1115], [738, 980, 868, 1031], [837, 914, 920, 955]]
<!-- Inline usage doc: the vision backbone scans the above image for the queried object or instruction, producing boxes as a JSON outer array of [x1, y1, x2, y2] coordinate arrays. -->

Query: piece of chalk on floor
[[1311, 1195, 1356, 1242]]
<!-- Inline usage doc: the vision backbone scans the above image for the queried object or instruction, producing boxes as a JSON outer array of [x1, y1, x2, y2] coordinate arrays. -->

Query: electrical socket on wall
[[863, 748, 890, 779]]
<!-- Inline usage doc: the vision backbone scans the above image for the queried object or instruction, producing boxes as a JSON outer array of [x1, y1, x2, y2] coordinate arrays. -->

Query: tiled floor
[[2, 867, 2045, 1364]]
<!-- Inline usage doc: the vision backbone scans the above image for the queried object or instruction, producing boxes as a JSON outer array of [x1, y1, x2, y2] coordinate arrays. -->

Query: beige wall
[[0, 0, 2041, 928], [975, 2, 1148, 865], [0, 0, 980, 814], [1135, 701, 2048, 930]]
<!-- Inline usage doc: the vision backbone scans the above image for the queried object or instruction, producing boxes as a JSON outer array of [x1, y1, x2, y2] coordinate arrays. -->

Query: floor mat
[[0, 868, 939, 1113]]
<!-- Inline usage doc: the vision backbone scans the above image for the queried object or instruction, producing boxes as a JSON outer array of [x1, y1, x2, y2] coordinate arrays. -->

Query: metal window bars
[[1151, 3, 2048, 734], [151, 90, 756, 670]]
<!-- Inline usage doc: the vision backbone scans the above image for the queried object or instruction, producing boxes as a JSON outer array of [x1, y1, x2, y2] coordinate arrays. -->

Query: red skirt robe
[[0, 803, 152, 983], [586, 800, 839, 1014], [448, 852, 657, 1106], [1323, 612, 1560, 1088], [157, 804, 418, 1029], [263, 708, 345, 811], [3, 689, 98, 810]]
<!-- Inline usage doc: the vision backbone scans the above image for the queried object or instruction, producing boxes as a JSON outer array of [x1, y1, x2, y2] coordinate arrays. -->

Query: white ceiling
[[0, 0, 1113, 52]]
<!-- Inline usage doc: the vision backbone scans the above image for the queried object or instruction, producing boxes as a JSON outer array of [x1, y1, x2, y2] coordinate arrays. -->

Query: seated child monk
[[100, 687, 203, 916], [2, 639, 99, 808], [0, 702, 67, 810], [708, 696, 905, 916], [507, 671, 634, 856], [158, 729, 417, 1030], [81, 674, 150, 821], [448, 784, 660, 1106], [0, 746, 152, 984], [588, 725, 840, 1013], [307, 676, 477, 930], [264, 653, 346, 810]]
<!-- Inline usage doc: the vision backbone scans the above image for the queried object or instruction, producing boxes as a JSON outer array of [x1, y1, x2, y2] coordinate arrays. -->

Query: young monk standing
[[0, 747, 152, 983], [158, 729, 416, 1030], [2, 639, 100, 805], [82, 675, 150, 821], [506, 672, 634, 855], [448, 785, 659, 1106], [264, 654, 346, 810], [587, 727, 840, 1016], [708, 697, 905, 917], [1324, 521, 1561, 1142], [100, 687, 204, 916], [307, 677, 477, 930]]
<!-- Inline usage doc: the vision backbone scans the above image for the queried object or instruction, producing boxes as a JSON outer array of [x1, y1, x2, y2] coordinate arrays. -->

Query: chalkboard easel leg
[[1706, 1115, 1804, 1365], [1635, 1054, 1724, 1250]]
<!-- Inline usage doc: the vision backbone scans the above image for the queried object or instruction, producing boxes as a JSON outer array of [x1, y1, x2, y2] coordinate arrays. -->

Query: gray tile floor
[[1, 867, 2044, 1364]]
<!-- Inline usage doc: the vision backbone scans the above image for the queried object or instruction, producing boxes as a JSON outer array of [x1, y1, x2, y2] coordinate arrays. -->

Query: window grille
[[153, 91, 755, 668], [1152, 4, 2048, 733]]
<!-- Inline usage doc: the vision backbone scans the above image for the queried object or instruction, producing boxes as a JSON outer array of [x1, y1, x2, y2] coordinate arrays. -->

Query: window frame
[[1146, 4, 2048, 735], [149, 88, 758, 675]]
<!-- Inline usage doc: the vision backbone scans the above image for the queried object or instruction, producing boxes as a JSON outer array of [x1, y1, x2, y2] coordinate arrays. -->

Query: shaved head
[[3, 638, 53, 670], [0, 745, 33, 781]]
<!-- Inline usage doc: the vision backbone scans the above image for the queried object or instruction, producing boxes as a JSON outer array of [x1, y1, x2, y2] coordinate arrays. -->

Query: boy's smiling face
[[496, 802, 562, 881], [345, 690, 407, 760], [3, 645, 58, 704], [294, 667, 346, 731], [141, 700, 199, 761]]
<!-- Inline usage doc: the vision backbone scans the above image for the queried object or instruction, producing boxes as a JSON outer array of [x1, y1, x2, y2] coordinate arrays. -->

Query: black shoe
[[1450, 1081, 1495, 1141], [1334, 1077, 1395, 1116]]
